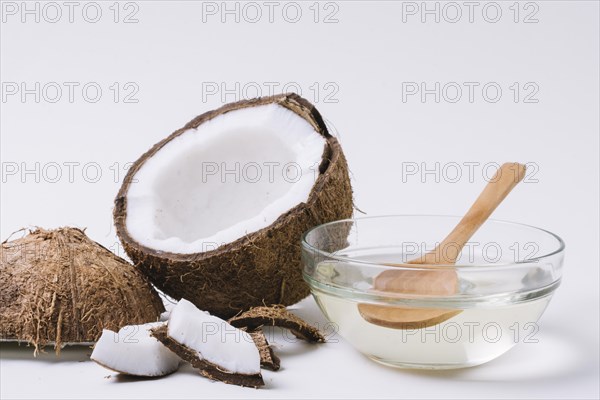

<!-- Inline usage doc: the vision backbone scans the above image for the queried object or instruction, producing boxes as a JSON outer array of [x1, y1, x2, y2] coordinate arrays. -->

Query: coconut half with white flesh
[[114, 93, 353, 318], [151, 299, 264, 387], [91, 322, 180, 377]]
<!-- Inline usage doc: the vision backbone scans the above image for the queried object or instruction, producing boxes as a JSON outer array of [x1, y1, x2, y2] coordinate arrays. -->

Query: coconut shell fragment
[[151, 325, 264, 388], [249, 329, 280, 371], [0, 227, 165, 354], [229, 306, 325, 343]]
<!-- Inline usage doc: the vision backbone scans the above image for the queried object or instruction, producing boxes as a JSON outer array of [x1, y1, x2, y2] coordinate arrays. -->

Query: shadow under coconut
[[171, 363, 279, 389], [0, 341, 91, 363], [168, 363, 218, 380], [112, 371, 176, 383]]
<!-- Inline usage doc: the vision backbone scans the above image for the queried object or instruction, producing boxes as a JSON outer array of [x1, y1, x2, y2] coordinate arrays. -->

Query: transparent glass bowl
[[302, 215, 565, 369]]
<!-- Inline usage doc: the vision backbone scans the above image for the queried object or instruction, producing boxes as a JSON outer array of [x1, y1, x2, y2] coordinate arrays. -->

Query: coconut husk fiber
[[0, 227, 165, 354], [114, 93, 354, 318]]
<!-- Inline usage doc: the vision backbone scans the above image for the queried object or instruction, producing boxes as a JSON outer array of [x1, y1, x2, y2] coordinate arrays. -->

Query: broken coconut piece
[[229, 305, 325, 343], [114, 93, 353, 319], [91, 322, 180, 377], [151, 299, 264, 388], [249, 330, 280, 371], [0, 227, 164, 354]]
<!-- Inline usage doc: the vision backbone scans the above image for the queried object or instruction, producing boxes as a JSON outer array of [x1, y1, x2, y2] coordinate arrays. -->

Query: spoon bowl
[[358, 163, 526, 329]]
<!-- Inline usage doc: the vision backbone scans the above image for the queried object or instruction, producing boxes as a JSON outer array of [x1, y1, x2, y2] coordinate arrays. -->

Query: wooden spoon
[[358, 162, 527, 329]]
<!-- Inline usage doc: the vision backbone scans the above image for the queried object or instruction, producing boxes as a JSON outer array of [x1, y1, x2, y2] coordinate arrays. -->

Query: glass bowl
[[302, 215, 565, 369]]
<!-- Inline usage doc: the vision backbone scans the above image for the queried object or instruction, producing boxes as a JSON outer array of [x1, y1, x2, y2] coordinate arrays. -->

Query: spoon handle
[[418, 162, 526, 265]]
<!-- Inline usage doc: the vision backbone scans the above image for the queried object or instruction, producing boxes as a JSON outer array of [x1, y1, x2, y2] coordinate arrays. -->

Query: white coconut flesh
[[167, 299, 261, 375], [91, 322, 180, 377], [125, 103, 326, 254]]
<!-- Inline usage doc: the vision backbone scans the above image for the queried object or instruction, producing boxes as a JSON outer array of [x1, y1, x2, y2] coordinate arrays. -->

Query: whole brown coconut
[[0, 227, 165, 354], [114, 93, 353, 318]]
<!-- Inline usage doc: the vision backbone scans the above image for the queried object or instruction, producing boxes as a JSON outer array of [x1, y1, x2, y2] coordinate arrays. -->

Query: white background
[[1, 1, 599, 399]]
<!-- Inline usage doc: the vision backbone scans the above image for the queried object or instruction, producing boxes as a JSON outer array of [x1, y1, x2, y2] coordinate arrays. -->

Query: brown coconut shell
[[249, 329, 280, 371], [114, 93, 353, 318], [229, 305, 325, 343], [0, 227, 165, 354]]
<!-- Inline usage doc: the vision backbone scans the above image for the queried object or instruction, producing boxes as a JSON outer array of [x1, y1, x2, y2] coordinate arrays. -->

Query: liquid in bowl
[[307, 250, 559, 369]]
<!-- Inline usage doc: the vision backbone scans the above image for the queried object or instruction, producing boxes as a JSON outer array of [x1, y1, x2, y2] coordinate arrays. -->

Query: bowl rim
[[301, 214, 566, 270]]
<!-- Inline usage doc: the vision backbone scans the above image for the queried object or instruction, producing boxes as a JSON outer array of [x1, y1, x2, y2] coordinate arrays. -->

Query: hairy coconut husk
[[249, 329, 280, 371], [0, 227, 165, 354], [114, 93, 353, 318], [151, 325, 264, 388], [229, 305, 325, 343]]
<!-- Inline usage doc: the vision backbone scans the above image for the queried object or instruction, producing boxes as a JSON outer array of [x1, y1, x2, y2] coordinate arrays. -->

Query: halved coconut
[[114, 93, 353, 318], [91, 321, 180, 377], [0, 227, 165, 354]]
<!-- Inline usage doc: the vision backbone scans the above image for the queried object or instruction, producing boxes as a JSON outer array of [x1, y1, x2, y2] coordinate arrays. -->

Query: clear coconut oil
[[313, 291, 550, 369], [310, 255, 554, 369]]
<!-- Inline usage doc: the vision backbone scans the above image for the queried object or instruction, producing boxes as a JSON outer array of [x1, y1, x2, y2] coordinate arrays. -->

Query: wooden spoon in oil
[[358, 162, 527, 329]]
